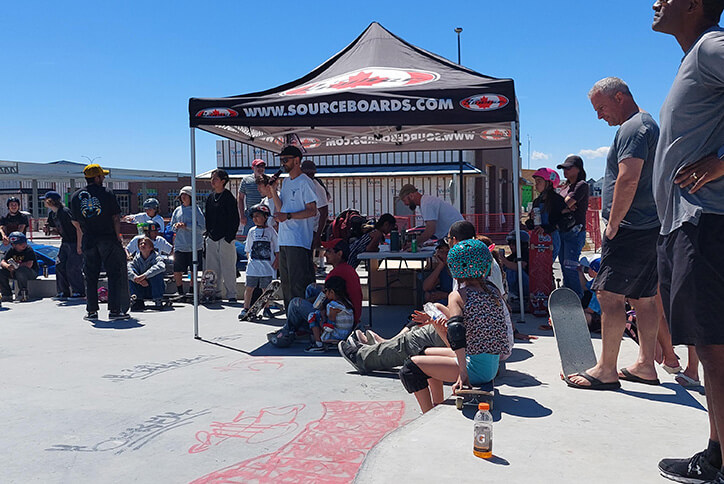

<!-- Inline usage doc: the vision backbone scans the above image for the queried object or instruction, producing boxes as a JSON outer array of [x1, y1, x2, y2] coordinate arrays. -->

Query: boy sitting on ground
[[0, 232, 38, 302], [239, 203, 278, 320], [578, 256, 602, 333], [128, 237, 167, 311]]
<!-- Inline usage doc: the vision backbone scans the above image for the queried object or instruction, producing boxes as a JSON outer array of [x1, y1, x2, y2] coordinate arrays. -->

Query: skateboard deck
[[549, 287, 597, 377], [528, 230, 553, 317], [240, 279, 281, 321], [200, 269, 217, 303], [454, 388, 494, 410]]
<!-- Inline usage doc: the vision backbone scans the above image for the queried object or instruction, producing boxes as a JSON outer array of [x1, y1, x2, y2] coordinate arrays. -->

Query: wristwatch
[[286, 213, 292, 221]]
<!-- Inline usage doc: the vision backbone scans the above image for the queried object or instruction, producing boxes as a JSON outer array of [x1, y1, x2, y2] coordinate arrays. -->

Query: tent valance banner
[[189, 21, 517, 155]]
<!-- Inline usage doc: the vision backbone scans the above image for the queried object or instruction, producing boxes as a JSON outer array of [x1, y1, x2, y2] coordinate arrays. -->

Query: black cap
[[557, 155, 584, 170], [278, 145, 303, 158]]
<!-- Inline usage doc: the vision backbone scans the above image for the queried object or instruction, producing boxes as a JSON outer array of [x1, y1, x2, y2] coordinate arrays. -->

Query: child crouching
[[128, 237, 167, 311], [399, 238, 510, 413], [305, 276, 355, 353]]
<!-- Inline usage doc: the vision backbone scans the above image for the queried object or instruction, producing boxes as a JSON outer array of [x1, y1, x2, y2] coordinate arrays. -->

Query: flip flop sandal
[[618, 367, 660, 385], [565, 371, 621, 391], [662, 364, 683, 374], [675, 373, 702, 388]]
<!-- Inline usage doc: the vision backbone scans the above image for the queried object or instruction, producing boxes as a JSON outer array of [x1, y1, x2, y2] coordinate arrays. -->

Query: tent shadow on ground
[[618, 382, 707, 411], [91, 319, 144, 330]]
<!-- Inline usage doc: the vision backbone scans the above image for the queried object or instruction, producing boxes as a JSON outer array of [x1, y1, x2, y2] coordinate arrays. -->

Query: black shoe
[[305, 342, 326, 353], [83, 311, 99, 321], [659, 450, 720, 484], [338, 338, 366, 374], [109, 311, 131, 321], [130, 300, 146, 312]]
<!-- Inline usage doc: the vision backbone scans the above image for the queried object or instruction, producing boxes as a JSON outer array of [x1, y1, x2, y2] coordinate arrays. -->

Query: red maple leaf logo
[[330, 71, 388, 90], [285, 84, 316, 96], [405, 71, 434, 85], [473, 97, 496, 110]]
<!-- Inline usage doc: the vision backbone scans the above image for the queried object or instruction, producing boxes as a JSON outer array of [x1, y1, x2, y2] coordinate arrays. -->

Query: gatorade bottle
[[473, 402, 493, 459], [411, 234, 418, 253]]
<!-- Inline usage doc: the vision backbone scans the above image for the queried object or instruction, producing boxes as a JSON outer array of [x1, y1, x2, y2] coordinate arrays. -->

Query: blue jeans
[[550, 230, 561, 262], [129, 273, 166, 301], [285, 283, 322, 332], [505, 267, 529, 299], [559, 227, 586, 298]]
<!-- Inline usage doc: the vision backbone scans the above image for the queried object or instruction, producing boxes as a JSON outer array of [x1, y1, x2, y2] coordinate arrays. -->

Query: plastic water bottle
[[533, 207, 542, 226], [390, 229, 400, 252], [473, 402, 493, 459], [423, 302, 445, 321]]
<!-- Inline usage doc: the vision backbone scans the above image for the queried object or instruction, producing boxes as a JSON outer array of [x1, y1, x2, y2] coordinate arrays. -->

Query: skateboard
[[454, 386, 494, 410], [549, 287, 597, 377], [239, 279, 281, 321], [528, 230, 553, 317], [200, 269, 217, 304], [130, 294, 187, 311]]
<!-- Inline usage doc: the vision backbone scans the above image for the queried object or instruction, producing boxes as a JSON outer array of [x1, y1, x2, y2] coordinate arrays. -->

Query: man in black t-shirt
[[1, 197, 29, 246], [43, 191, 85, 299], [71, 164, 130, 320], [0, 232, 37, 302]]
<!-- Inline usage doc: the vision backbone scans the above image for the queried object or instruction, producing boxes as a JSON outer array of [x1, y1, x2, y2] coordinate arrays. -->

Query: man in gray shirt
[[566, 77, 661, 392], [652, 2, 724, 483]]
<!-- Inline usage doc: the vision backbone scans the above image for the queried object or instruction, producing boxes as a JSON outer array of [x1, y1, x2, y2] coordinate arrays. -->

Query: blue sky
[[0, 0, 687, 181]]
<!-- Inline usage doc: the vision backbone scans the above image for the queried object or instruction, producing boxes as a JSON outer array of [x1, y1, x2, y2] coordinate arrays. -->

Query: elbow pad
[[446, 316, 467, 351]]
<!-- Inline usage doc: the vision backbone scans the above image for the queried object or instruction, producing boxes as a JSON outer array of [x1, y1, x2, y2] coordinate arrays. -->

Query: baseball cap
[[178, 186, 193, 198], [301, 159, 316, 172], [249, 203, 271, 216], [321, 238, 350, 260], [147, 221, 161, 231], [83, 164, 110, 177], [557, 155, 584, 170], [252, 159, 266, 167], [40, 191, 62, 201], [278, 145, 303, 158], [398, 184, 417, 200], [8, 231, 27, 245]]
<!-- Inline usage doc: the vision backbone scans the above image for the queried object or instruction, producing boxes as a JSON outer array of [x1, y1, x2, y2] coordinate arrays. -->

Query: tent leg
[[510, 122, 526, 324], [190, 127, 200, 339]]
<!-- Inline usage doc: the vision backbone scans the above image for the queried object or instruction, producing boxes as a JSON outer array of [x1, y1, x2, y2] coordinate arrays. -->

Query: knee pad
[[399, 358, 429, 394], [446, 316, 467, 351]]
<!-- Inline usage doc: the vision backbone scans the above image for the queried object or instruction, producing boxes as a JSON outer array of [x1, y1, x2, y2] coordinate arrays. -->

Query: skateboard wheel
[[455, 397, 463, 410]]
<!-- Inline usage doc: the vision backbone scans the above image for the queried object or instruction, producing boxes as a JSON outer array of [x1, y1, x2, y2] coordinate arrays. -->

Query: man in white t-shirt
[[271, 146, 319, 310], [398, 184, 463, 245]]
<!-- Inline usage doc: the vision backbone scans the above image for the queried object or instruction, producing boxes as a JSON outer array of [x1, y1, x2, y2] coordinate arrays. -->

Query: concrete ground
[[1, 245, 710, 483]]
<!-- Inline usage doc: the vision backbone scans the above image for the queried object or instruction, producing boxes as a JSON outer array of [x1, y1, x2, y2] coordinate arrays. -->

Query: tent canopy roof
[[189, 22, 517, 156]]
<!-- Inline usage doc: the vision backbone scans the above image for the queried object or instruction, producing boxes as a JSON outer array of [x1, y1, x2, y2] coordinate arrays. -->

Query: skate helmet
[[447, 238, 492, 279], [532, 168, 560, 189], [249, 203, 271, 217], [143, 198, 160, 210], [267, 328, 295, 348], [7, 196, 20, 208], [8, 231, 26, 245], [506, 229, 531, 244]]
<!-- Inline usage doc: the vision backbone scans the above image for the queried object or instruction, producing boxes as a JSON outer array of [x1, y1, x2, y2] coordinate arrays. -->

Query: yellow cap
[[83, 164, 110, 177]]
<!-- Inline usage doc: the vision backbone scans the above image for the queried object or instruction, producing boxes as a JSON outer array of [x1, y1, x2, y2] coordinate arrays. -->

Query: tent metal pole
[[510, 121, 526, 323], [458, 149, 464, 214], [190, 127, 200, 339]]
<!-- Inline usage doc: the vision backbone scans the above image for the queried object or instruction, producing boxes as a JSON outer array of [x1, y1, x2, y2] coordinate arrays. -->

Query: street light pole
[[455, 27, 464, 214], [81, 155, 101, 165]]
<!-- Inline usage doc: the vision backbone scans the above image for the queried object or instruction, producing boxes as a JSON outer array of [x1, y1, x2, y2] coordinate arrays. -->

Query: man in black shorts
[[651, 1, 724, 482], [567, 77, 661, 390]]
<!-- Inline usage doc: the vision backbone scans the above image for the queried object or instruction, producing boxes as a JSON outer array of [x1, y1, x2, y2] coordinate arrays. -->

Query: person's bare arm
[[72, 220, 83, 255], [416, 220, 437, 245], [365, 230, 384, 252], [317, 205, 328, 235], [274, 201, 317, 224], [422, 259, 446, 292], [606, 157, 644, 239], [237, 192, 247, 225]]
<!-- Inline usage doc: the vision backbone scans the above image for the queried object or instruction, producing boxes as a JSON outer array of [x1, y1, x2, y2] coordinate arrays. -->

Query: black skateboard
[[549, 287, 597, 377], [239, 279, 281, 321]]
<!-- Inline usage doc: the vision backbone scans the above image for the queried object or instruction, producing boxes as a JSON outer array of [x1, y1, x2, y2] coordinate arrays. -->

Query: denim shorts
[[246, 275, 273, 289]]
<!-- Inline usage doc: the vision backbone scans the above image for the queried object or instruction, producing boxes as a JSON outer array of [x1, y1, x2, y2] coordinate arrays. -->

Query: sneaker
[[83, 311, 99, 321], [238, 308, 249, 320], [109, 311, 131, 321], [338, 339, 366, 374], [305, 342, 326, 353], [659, 450, 720, 484], [52, 293, 69, 301], [263, 307, 274, 319]]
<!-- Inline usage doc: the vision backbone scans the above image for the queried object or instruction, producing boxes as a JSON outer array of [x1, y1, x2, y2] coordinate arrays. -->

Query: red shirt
[[327, 262, 363, 325]]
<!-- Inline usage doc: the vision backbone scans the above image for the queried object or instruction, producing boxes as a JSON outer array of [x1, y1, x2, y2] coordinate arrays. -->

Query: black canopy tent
[[187, 22, 526, 336]]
